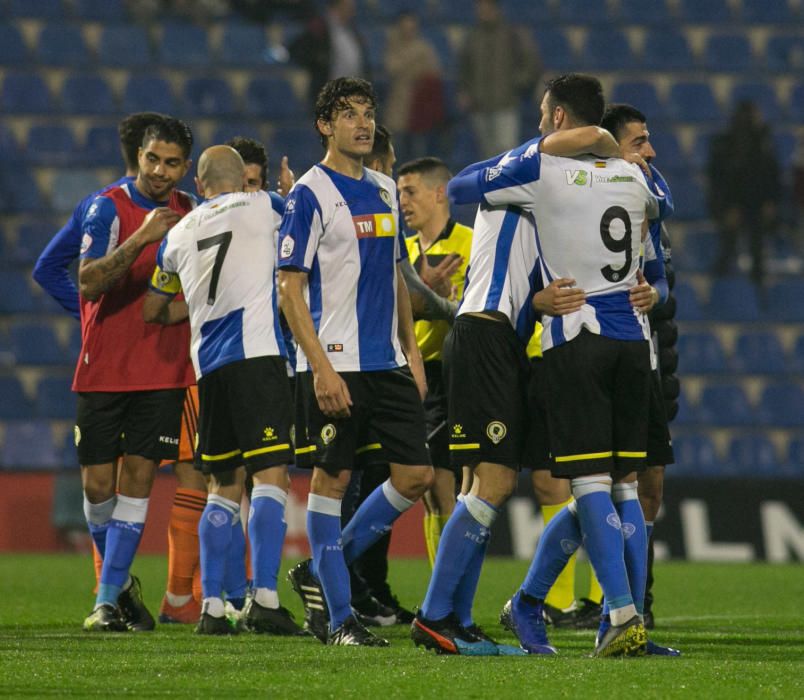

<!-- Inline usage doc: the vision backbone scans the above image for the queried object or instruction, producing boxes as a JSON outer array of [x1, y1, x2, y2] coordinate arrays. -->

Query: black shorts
[[294, 367, 430, 474], [521, 357, 551, 471], [423, 360, 459, 475], [647, 369, 675, 467], [196, 356, 293, 475], [75, 388, 185, 465], [543, 330, 651, 479], [444, 315, 529, 471]]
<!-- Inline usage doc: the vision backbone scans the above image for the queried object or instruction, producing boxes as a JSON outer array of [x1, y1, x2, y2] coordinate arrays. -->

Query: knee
[[531, 470, 570, 506], [310, 467, 351, 499], [391, 465, 434, 501], [82, 468, 115, 502], [473, 469, 517, 508]]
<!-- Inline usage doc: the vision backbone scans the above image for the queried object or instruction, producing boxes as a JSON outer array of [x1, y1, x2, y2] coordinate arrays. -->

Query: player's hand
[[630, 269, 658, 313], [621, 150, 651, 179], [314, 365, 352, 418], [532, 278, 585, 315], [138, 207, 182, 243], [277, 156, 295, 197], [418, 242, 462, 298]]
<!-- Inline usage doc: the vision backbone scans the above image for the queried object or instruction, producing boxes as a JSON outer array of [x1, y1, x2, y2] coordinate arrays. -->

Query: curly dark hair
[[141, 116, 194, 159], [118, 112, 166, 171], [226, 136, 268, 188], [314, 76, 377, 147]]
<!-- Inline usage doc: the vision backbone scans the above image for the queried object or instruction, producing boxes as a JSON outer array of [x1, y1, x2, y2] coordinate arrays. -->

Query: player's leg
[[638, 464, 664, 627]]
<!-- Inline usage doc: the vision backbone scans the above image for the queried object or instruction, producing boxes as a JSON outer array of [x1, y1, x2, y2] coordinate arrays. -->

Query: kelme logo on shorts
[[321, 424, 336, 445], [486, 421, 507, 444]]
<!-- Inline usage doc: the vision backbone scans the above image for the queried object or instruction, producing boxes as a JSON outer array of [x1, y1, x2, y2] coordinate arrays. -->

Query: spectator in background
[[289, 0, 369, 103], [708, 100, 781, 287], [457, 0, 540, 158], [384, 10, 446, 162]]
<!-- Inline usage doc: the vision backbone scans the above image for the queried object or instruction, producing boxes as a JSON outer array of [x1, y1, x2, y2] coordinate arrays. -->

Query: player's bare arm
[[79, 207, 181, 301], [142, 291, 189, 325], [533, 278, 586, 316], [540, 126, 620, 159], [277, 156, 295, 197], [278, 268, 352, 418], [396, 265, 427, 401]]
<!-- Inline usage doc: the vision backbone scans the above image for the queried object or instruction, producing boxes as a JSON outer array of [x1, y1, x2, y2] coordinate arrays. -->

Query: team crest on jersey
[[80, 233, 93, 255], [486, 421, 507, 444], [280, 234, 295, 258], [379, 188, 392, 207], [321, 424, 337, 445]]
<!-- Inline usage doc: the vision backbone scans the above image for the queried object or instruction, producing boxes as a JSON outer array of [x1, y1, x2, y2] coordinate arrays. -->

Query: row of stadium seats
[[2, 0, 801, 28], [677, 330, 804, 374], [674, 278, 804, 322], [1, 419, 801, 475], [1, 20, 802, 74], [675, 382, 804, 427], [0, 376, 75, 420], [0, 322, 79, 367]]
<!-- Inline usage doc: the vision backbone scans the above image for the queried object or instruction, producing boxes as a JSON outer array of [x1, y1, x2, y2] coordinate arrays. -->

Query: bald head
[[196, 145, 246, 197]]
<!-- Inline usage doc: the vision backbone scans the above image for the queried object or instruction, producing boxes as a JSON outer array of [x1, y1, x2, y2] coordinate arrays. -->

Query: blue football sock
[[613, 482, 648, 616], [420, 495, 496, 622], [342, 480, 414, 565], [96, 495, 148, 607], [83, 495, 116, 560], [249, 484, 287, 593], [453, 535, 489, 628], [224, 509, 248, 603], [307, 494, 352, 631], [199, 495, 237, 602], [521, 503, 582, 601], [646, 522, 654, 541], [571, 477, 633, 619]]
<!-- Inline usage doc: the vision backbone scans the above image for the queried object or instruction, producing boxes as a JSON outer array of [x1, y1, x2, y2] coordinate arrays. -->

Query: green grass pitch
[[1, 555, 802, 698]]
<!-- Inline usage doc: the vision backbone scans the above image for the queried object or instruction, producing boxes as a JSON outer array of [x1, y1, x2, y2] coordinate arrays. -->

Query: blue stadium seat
[[742, 0, 797, 23], [2, 72, 53, 114], [731, 332, 787, 375], [766, 278, 804, 321], [51, 170, 102, 214], [581, 28, 636, 71], [554, 0, 612, 23], [25, 125, 77, 167], [773, 130, 796, 169], [787, 438, 804, 468], [757, 383, 804, 427], [245, 77, 304, 120], [765, 34, 803, 73], [66, 324, 82, 360], [73, 0, 127, 21], [702, 33, 753, 72], [8, 0, 64, 19], [789, 336, 804, 373], [34, 376, 76, 419], [667, 177, 707, 219], [271, 125, 324, 174], [60, 428, 79, 468], [422, 26, 456, 73], [789, 82, 804, 123], [10, 221, 60, 265], [668, 82, 722, 123], [649, 132, 687, 170], [677, 332, 729, 374], [212, 121, 265, 146], [705, 276, 760, 321], [219, 22, 268, 67], [676, 0, 733, 23], [60, 74, 116, 115], [183, 77, 236, 117], [672, 392, 698, 426], [671, 433, 722, 477], [0, 378, 35, 420], [0, 167, 46, 212], [533, 29, 578, 71], [0, 420, 60, 469], [0, 272, 37, 313], [698, 383, 755, 426], [81, 125, 121, 167], [727, 435, 779, 476], [673, 281, 704, 321], [618, 0, 671, 25], [123, 75, 177, 114], [0, 124, 22, 162], [98, 25, 151, 67], [610, 82, 666, 123], [9, 322, 67, 366], [0, 24, 29, 65], [361, 25, 386, 74], [158, 23, 210, 67], [37, 24, 91, 66], [641, 29, 695, 70], [728, 81, 782, 122]]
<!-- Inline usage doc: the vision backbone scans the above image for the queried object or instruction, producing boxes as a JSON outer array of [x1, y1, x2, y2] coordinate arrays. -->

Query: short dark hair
[[141, 116, 194, 159], [397, 156, 452, 185], [369, 124, 392, 162], [544, 73, 605, 127], [314, 76, 377, 147], [118, 112, 166, 171], [600, 103, 647, 141], [226, 136, 268, 188]]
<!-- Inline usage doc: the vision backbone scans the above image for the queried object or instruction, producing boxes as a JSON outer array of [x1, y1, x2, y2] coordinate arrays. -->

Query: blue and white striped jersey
[[277, 164, 407, 373], [458, 204, 541, 345], [450, 137, 658, 351], [150, 190, 286, 379]]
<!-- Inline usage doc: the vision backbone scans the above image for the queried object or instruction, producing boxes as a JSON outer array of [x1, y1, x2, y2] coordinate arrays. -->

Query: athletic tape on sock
[[112, 494, 149, 524], [381, 479, 416, 513], [308, 493, 341, 517], [83, 495, 116, 525], [571, 475, 612, 500], [612, 481, 639, 502], [207, 493, 239, 515], [252, 484, 288, 507], [463, 494, 498, 528]]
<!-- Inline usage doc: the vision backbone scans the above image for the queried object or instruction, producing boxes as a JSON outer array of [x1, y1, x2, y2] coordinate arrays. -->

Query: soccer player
[[144, 145, 301, 636], [78, 117, 196, 632], [225, 136, 296, 197], [439, 73, 657, 657], [278, 77, 434, 646]]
